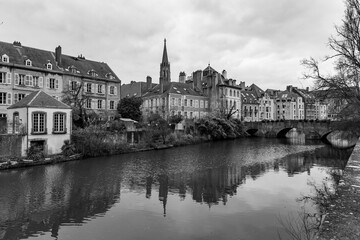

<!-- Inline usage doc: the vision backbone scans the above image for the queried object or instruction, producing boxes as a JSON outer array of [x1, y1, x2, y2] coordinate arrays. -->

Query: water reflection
[[0, 139, 353, 240]]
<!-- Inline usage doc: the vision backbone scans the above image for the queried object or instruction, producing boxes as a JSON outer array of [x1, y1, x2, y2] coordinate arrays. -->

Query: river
[[0, 138, 354, 240]]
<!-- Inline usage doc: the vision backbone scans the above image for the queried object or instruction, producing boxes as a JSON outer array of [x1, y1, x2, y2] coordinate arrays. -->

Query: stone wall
[[0, 134, 23, 159]]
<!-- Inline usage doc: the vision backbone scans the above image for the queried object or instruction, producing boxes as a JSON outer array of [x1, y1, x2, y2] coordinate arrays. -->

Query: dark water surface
[[0, 138, 353, 240]]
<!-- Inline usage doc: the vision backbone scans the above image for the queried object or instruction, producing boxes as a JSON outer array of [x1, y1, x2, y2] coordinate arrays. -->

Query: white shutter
[[91, 83, 95, 93], [114, 86, 117, 95], [92, 99, 96, 109], [15, 74, 19, 85], [6, 73, 11, 84], [14, 93, 18, 103], [95, 84, 98, 93], [101, 85, 104, 94], [39, 77, 43, 88], [7, 93, 12, 105], [55, 79, 59, 89], [102, 100, 105, 109], [108, 100, 110, 109], [108, 86, 111, 95], [29, 76, 33, 86], [46, 78, 50, 88]]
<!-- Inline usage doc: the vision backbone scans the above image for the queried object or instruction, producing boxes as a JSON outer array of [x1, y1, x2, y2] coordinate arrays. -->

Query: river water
[[0, 138, 354, 240]]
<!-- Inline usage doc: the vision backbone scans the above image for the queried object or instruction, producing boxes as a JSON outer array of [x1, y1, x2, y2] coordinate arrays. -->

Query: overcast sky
[[0, 0, 345, 90]]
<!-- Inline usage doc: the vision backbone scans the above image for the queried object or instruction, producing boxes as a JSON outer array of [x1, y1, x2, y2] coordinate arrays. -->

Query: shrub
[[26, 145, 45, 162], [61, 140, 77, 157]]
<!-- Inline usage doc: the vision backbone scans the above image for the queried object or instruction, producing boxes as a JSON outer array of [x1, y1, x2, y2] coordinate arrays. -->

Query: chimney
[[146, 76, 152, 90], [222, 69, 227, 79], [179, 71, 186, 83], [306, 87, 309, 92], [13, 41, 22, 47], [55, 45, 62, 66], [286, 85, 293, 92]]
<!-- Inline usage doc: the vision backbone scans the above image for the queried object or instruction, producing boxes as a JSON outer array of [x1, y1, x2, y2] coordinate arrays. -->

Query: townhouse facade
[[275, 87, 304, 120], [0, 41, 120, 121]]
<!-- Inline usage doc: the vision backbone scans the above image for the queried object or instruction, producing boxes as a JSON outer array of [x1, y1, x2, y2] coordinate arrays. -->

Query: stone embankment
[[319, 138, 360, 240]]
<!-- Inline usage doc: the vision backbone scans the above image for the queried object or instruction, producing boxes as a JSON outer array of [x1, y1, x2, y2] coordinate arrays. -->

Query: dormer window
[[25, 59, 32, 66], [69, 65, 77, 74], [88, 69, 97, 77], [46, 62, 52, 70], [106, 73, 115, 80], [2, 54, 9, 63]]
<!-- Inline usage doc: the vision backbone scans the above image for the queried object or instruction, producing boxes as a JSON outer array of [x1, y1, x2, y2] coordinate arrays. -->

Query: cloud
[[0, 0, 345, 89]]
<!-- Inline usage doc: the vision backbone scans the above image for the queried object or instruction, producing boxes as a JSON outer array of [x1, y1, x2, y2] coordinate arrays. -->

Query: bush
[[26, 145, 45, 162], [61, 140, 77, 157]]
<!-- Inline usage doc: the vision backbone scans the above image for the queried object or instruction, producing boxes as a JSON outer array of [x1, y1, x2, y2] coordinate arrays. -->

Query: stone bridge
[[243, 120, 334, 139]]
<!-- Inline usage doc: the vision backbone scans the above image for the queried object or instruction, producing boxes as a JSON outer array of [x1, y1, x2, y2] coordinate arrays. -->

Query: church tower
[[159, 39, 171, 87]]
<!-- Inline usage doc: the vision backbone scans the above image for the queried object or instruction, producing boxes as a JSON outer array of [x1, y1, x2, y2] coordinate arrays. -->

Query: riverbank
[[319, 138, 360, 240]]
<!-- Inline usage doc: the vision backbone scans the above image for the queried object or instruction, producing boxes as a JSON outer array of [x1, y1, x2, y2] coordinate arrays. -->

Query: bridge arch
[[246, 128, 259, 136], [276, 128, 293, 138]]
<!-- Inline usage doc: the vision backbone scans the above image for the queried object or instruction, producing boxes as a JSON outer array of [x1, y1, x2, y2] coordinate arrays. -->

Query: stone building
[[7, 90, 72, 156], [0, 41, 120, 121], [141, 40, 209, 120], [241, 90, 260, 122], [275, 86, 304, 120]]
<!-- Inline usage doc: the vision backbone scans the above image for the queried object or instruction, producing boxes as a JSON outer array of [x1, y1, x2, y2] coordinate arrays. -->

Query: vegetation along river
[[0, 138, 354, 240]]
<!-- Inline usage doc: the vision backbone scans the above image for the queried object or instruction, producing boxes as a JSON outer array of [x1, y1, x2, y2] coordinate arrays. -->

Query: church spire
[[159, 38, 171, 88], [162, 38, 169, 64]]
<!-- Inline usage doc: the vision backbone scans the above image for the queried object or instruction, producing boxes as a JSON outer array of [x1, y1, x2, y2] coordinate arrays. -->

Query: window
[[46, 62, 52, 70], [178, 98, 181, 106], [98, 84, 103, 94], [0, 72, 6, 84], [2, 54, 9, 63], [25, 75, 33, 86], [49, 78, 58, 89], [109, 100, 115, 110], [190, 112, 193, 118], [86, 99, 92, 109], [184, 99, 187, 106], [190, 99, 193, 107], [32, 112, 46, 134], [19, 74, 25, 85], [25, 59, 32, 66], [70, 81, 78, 90], [109, 86, 115, 95], [14, 93, 26, 103], [53, 112, 66, 133], [86, 83, 92, 93], [0, 92, 6, 105], [98, 99, 103, 109], [0, 114, 7, 118]]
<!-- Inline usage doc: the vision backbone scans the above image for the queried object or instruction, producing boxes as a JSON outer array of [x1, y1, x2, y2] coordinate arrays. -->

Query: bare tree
[[62, 82, 93, 127], [302, 0, 360, 119]]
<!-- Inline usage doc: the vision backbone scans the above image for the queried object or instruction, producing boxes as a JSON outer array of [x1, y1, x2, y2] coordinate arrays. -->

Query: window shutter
[[39, 77, 44, 88], [114, 86, 117, 95], [92, 99, 96, 109], [91, 84, 95, 93], [6, 73, 11, 84], [7, 93, 12, 105], [29, 76, 33, 86], [14, 93, 18, 103], [55, 79, 59, 89], [102, 100, 105, 109], [95, 84, 98, 93], [46, 78, 50, 88], [15, 74, 19, 85], [108, 86, 111, 95]]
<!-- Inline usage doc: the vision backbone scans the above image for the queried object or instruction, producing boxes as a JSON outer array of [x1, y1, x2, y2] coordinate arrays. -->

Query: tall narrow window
[[53, 112, 66, 133], [13, 112, 20, 133], [32, 112, 46, 134]]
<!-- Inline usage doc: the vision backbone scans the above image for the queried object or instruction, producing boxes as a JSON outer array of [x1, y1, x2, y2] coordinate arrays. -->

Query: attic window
[[2, 54, 9, 63], [69, 66, 77, 74], [25, 59, 32, 66], [46, 62, 52, 70], [106, 73, 115, 80], [88, 69, 97, 77]]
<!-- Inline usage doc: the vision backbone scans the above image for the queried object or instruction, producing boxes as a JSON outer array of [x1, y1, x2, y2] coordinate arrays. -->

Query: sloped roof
[[8, 91, 71, 109], [277, 90, 300, 100], [0, 41, 120, 82], [143, 82, 205, 98], [250, 83, 264, 98], [241, 90, 259, 104], [0, 41, 60, 71]]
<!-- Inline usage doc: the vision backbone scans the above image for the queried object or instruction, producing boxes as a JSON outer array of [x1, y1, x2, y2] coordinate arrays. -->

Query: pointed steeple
[[162, 38, 169, 64], [159, 38, 171, 89]]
